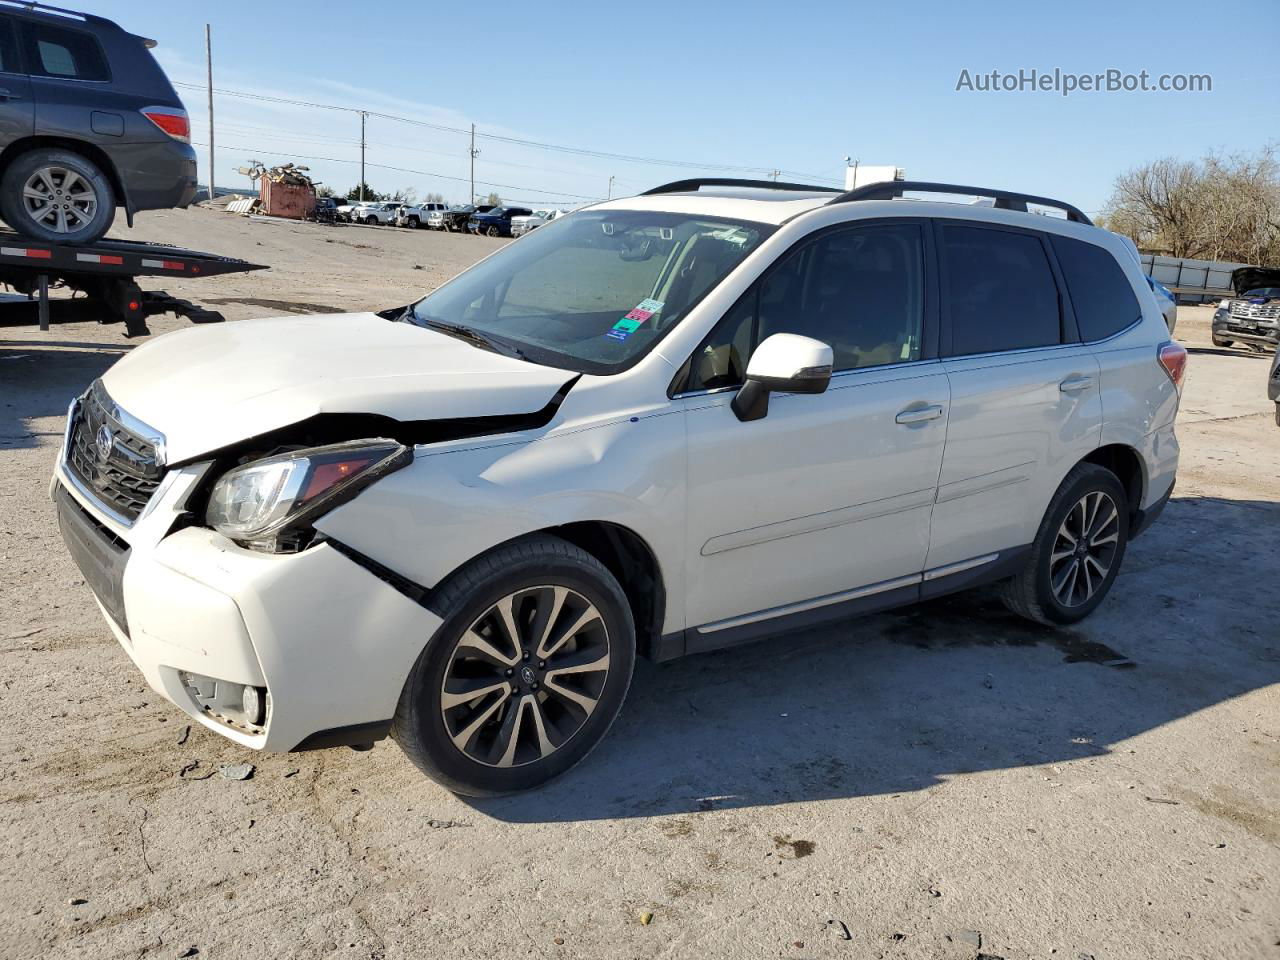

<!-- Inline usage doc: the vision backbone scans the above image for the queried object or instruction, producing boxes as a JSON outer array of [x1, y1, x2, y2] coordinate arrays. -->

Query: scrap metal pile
[[230, 163, 321, 220]]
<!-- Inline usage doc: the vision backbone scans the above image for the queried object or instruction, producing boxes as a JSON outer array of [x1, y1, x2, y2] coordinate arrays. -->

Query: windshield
[[1243, 287, 1280, 298], [408, 209, 774, 374]]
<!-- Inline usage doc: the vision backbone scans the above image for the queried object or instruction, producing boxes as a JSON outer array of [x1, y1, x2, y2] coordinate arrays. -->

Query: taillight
[[141, 107, 190, 143], [1158, 341, 1188, 390]]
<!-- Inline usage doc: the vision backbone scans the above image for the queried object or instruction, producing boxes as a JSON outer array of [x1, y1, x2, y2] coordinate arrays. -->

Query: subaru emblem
[[95, 424, 113, 461]]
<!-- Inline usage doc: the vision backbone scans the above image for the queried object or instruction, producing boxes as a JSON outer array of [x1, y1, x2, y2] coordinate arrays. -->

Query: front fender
[[313, 412, 688, 634]]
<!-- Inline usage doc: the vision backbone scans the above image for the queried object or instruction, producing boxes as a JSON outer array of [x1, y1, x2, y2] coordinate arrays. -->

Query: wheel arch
[[547, 521, 666, 661], [0, 136, 131, 223], [426, 520, 668, 662], [1080, 443, 1145, 532]]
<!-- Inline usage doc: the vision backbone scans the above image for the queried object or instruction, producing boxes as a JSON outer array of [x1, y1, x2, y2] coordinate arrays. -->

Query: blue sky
[[87, 0, 1278, 212]]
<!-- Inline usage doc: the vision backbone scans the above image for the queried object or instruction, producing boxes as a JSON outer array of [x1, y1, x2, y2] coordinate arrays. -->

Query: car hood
[[99, 312, 574, 463], [1231, 267, 1280, 297]]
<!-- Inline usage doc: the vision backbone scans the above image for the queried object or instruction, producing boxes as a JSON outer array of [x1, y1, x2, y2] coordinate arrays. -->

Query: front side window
[[687, 223, 925, 391], [1051, 234, 1142, 341], [941, 224, 1061, 356], [20, 22, 109, 81], [409, 210, 773, 374]]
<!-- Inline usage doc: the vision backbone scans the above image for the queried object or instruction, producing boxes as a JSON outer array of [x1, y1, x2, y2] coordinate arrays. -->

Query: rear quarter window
[[1051, 235, 1143, 342], [21, 21, 110, 81]]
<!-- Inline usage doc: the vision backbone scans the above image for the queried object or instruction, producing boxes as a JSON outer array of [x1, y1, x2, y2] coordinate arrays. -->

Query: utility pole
[[469, 123, 479, 202], [607, 175, 615, 199], [767, 169, 781, 181], [359, 111, 367, 201], [205, 24, 214, 201]]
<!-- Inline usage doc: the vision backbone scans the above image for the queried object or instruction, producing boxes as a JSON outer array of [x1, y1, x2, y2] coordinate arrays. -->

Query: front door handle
[[1059, 375, 1095, 394], [895, 404, 944, 424], [0, 88, 21, 101]]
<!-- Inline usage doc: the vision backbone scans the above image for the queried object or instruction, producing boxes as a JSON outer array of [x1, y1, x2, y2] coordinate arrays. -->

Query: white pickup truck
[[510, 208, 566, 237], [396, 202, 448, 229], [356, 202, 406, 225]]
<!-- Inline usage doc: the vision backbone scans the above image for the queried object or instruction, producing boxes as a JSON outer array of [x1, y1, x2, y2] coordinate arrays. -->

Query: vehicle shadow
[[0, 340, 128, 449], [468, 494, 1280, 822]]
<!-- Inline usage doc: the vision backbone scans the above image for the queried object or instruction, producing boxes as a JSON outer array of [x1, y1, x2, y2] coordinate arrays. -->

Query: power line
[[173, 80, 842, 185], [192, 140, 602, 200]]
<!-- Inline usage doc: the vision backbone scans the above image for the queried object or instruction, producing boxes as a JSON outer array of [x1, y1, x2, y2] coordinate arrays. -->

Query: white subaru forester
[[52, 179, 1185, 795]]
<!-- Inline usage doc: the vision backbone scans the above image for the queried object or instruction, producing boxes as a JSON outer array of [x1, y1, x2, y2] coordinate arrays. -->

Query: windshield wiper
[[420, 317, 528, 361]]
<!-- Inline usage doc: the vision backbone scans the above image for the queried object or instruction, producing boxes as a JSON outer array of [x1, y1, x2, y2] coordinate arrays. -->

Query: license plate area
[[55, 483, 131, 637]]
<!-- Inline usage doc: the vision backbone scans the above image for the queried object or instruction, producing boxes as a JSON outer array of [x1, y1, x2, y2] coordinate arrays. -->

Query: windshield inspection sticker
[[605, 299, 664, 342]]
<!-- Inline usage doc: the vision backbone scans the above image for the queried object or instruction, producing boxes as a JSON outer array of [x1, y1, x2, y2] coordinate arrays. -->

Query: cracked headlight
[[206, 439, 410, 550]]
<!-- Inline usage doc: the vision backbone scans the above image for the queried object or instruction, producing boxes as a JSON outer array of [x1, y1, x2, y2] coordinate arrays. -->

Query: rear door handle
[[895, 404, 944, 424], [1059, 375, 1095, 393]]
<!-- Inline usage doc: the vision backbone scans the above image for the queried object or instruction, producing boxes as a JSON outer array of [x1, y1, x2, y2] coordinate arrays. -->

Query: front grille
[[1230, 299, 1280, 321], [65, 381, 164, 523]]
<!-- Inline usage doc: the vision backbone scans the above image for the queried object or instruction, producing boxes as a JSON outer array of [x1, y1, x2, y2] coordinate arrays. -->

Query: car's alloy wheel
[[487, 225, 500, 237], [22, 165, 97, 234], [1049, 490, 1120, 607], [393, 534, 635, 795], [998, 463, 1129, 626], [440, 585, 610, 768], [0, 148, 116, 244]]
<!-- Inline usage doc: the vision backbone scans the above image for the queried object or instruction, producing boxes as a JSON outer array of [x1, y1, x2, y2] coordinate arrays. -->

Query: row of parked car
[[318, 199, 567, 238]]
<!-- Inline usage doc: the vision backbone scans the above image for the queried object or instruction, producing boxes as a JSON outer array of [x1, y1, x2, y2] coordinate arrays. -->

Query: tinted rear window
[[1051, 235, 1142, 341], [942, 224, 1061, 356], [22, 21, 109, 81]]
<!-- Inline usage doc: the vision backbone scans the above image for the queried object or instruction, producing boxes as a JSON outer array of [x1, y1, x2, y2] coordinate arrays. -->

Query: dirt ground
[[1, 207, 1277, 960]]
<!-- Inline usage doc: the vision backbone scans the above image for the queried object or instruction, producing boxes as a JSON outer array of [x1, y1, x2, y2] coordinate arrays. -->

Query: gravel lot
[[2, 207, 1277, 960]]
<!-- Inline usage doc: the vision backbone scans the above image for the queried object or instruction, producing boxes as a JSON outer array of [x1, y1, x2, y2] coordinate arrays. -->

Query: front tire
[[0, 148, 116, 244], [393, 535, 635, 795], [1212, 334, 1233, 348], [486, 225, 500, 237], [998, 463, 1129, 626]]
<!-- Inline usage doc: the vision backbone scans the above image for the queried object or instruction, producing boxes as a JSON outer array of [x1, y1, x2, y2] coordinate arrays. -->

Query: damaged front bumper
[[50, 455, 442, 752], [1214, 314, 1279, 348]]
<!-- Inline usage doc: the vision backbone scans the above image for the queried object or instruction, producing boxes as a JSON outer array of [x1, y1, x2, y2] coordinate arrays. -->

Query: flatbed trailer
[[0, 231, 267, 337]]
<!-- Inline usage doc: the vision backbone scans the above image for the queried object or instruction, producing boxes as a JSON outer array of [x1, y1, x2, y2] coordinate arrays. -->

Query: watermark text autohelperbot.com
[[955, 68, 1211, 96]]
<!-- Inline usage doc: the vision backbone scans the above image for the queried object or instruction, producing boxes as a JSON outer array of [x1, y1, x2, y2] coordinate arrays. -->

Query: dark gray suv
[[0, 3, 196, 245]]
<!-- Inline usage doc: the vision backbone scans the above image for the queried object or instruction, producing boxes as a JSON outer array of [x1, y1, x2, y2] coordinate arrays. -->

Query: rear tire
[[997, 463, 1129, 626], [393, 534, 635, 796], [0, 148, 116, 245]]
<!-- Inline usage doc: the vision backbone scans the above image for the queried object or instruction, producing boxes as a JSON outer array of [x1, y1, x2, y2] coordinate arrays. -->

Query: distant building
[[843, 163, 905, 191]]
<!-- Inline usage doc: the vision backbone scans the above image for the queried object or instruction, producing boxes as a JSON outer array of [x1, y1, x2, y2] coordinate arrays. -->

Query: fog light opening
[[178, 670, 269, 734]]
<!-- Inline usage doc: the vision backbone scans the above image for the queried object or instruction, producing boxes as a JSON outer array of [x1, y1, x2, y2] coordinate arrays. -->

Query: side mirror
[[730, 333, 833, 422]]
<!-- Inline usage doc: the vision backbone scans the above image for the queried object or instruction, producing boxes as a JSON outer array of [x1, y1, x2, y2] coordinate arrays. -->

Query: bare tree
[[484, 192, 502, 207], [1104, 146, 1280, 264]]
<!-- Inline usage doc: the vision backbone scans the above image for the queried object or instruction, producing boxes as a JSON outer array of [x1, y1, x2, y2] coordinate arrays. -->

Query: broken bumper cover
[[51, 462, 441, 752]]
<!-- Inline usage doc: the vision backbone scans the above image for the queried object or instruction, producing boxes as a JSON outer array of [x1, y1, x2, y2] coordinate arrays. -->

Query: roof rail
[[642, 178, 841, 197], [0, 1, 90, 21], [828, 180, 1093, 225]]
